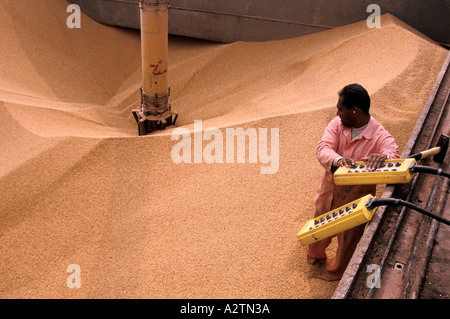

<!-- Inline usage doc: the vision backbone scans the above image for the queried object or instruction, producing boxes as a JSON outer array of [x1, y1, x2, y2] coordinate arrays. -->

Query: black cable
[[367, 198, 450, 226], [411, 165, 450, 178]]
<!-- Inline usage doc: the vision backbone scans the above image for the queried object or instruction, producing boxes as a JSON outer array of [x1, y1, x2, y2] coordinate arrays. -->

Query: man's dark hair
[[338, 83, 371, 114]]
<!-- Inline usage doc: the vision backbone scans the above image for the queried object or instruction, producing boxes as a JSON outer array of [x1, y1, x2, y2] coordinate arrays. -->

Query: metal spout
[[132, 0, 177, 136]]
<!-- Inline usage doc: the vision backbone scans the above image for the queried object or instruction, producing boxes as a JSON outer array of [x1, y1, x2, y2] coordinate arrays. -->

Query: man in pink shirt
[[306, 83, 399, 281]]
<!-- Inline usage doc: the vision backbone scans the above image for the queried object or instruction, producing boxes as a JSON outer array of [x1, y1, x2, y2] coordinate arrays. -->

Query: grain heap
[[0, 0, 447, 298]]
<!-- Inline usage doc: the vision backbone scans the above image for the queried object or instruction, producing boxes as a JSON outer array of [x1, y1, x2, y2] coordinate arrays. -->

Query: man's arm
[[316, 117, 345, 170]]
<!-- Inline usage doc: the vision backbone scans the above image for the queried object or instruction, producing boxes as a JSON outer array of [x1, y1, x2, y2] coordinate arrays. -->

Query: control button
[[395, 162, 401, 167], [359, 164, 365, 169], [388, 162, 394, 167]]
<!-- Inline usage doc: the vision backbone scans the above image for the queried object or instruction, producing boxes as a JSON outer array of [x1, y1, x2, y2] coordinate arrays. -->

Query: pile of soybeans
[[0, 0, 447, 298]]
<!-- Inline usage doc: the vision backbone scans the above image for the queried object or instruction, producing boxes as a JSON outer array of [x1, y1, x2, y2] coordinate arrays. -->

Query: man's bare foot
[[317, 271, 341, 282]]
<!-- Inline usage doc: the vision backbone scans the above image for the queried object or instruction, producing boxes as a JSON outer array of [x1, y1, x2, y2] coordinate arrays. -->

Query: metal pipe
[[141, 0, 168, 98], [132, 0, 177, 135]]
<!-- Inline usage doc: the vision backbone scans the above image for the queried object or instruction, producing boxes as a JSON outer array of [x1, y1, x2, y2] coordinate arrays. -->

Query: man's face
[[336, 96, 355, 127]]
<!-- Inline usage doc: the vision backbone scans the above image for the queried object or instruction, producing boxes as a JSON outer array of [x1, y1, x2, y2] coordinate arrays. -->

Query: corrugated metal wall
[[67, 0, 450, 44]]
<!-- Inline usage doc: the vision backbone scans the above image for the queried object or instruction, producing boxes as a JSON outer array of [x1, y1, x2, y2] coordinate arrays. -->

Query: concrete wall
[[67, 0, 450, 44]]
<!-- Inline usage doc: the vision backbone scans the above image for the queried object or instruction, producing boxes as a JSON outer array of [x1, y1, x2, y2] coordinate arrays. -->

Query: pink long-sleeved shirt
[[313, 115, 399, 215]]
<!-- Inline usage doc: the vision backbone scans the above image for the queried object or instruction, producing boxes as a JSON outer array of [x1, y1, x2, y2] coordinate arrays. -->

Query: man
[[306, 83, 399, 281]]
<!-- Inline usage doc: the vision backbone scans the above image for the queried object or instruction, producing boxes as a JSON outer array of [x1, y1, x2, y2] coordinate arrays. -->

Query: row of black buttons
[[347, 168, 399, 173], [310, 202, 358, 230], [350, 162, 402, 170]]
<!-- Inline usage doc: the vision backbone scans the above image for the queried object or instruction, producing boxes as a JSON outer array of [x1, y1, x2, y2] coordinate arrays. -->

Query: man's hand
[[337, 157, 356, 168], [363, 153, 388, 171]]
